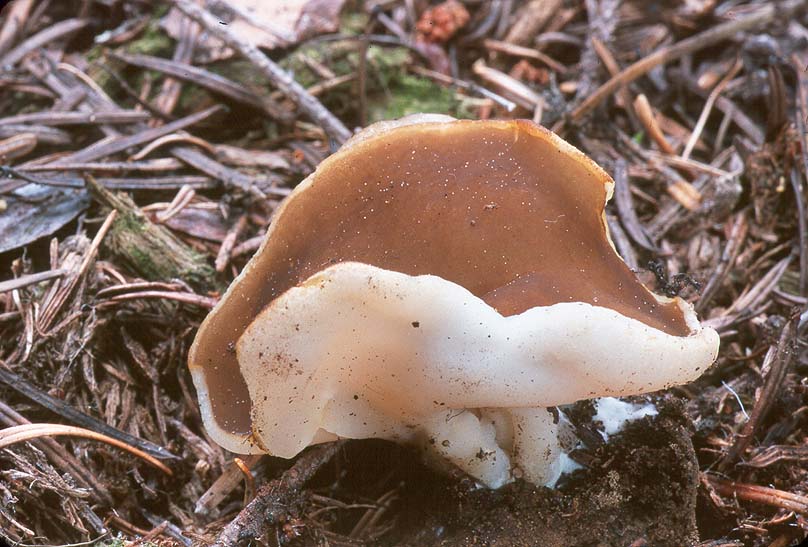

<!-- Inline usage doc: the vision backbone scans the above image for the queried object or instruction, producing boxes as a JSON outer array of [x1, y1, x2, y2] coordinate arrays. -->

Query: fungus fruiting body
[[189, 115, 719, 488]]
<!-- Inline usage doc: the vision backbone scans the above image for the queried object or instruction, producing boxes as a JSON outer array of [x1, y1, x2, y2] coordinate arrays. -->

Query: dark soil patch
[[292, 400, 700, 547]]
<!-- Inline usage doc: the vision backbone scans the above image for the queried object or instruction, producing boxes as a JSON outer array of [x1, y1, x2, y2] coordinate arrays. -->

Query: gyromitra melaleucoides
[[189, 115, 719, 488]]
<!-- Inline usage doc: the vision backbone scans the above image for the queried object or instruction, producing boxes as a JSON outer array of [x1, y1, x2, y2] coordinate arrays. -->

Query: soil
[[291, 399, 701, 547]]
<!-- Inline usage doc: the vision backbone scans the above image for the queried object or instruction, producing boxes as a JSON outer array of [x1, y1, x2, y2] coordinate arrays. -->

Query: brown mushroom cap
[[189, 117, 690, 449]]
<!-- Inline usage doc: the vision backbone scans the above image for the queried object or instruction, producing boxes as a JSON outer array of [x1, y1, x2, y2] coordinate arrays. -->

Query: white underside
[[228, 262, 718, 487]]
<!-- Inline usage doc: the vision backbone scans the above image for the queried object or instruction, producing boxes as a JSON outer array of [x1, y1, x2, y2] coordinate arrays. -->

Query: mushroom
[[189, 115, 719, 488]]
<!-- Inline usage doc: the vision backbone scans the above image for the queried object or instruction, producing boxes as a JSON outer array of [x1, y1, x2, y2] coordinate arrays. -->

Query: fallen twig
[[682, 59, 743, 160], [172, 0, 351, 144], [195, 455, 264, 516], [213, 442, 343, 547], [744, 444, 808, 468], [85, 174, 217, 291], [703, 474, 808, 515]]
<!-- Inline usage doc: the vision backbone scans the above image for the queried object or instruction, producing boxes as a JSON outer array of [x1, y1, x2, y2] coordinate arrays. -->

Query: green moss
[[366, 45, 410, 87], [282, 43, 356, 89], [208, 59, 274, 91], [340, 10, 370, 35], [152, 3, 170, 18], [86, 42, 105, 64], [115, 212, 147, 235], [128, 246, 159, 279], [109, 213, 160, 279], [125, 18, 173, 57], [287, 42, 471, 121], [368, 74, 455, 121], [179, 59, 281, 120], [364, 46, 473, 122], [83, 9, 174, 102]]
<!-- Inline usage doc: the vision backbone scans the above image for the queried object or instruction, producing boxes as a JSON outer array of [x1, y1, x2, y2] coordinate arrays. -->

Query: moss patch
[[124, 18, 173, 57], [283, 41, 472, 122]]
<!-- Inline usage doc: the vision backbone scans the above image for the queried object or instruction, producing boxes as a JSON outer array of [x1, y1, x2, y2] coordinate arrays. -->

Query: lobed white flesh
[[236, 262, 719, 487]]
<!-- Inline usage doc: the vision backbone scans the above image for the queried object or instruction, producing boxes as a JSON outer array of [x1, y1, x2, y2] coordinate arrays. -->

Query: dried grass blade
[[0, 367, 178, 460], [0, 110, 151, 126], [102, 290, 218, 308], [0, 423, 172, 475], [0, 269, 66, 294]]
